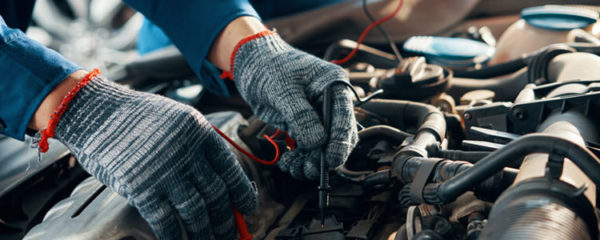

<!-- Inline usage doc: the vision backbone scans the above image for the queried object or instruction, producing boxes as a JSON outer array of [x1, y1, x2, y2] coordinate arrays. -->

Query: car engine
[[2, 1, 600, 240]]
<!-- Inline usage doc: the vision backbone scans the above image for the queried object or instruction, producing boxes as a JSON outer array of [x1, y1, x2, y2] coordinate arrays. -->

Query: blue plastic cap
[[403, 36, 495, 67], [521, 5, 598, 31]]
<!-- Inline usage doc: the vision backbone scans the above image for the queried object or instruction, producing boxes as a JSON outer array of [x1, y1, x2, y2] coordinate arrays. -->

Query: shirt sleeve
[[0, 15, 81, 140], [123, 0, 260, 79]]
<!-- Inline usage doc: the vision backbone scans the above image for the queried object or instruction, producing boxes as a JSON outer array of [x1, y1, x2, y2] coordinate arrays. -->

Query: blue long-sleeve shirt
[[0, 0, 343, 141], [0, 0, 259, 140]]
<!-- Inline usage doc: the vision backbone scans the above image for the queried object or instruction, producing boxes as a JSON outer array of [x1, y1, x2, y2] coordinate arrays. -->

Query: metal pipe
[[514, 112, 598, 203]]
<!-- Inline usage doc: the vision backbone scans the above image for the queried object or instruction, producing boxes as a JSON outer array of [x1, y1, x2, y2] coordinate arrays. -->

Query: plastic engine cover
[[24, 176, 156, 240]]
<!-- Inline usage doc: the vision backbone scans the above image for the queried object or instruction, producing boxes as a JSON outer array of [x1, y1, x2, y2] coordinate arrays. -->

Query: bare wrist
[[208, 16, 267, 71], [28, 70, 88, 130]]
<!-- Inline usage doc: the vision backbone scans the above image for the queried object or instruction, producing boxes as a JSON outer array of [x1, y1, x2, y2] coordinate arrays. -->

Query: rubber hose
[[436, 133, 600, 203], [358, 125, 412, 142], [453, 58, 527, 79]]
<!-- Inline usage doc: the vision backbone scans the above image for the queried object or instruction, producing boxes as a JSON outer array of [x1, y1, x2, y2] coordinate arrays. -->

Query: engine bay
[[3, 1, 600, 240]]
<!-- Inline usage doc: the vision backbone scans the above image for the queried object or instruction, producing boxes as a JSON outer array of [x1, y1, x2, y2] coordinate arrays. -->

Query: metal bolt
[[463, 113, 472, 120], [513, 108, 527, 120]]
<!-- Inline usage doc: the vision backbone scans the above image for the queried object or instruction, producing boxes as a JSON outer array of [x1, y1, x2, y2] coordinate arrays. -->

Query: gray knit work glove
[[53, 75, 257, 240], [232, 31, 358, 180]]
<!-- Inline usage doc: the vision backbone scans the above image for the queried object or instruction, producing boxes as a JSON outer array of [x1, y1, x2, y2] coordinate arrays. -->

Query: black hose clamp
[[410, 158, 443, 203]]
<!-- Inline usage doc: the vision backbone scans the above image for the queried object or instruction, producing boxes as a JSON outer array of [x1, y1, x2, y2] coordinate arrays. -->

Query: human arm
[[0, 10, 257, 240], [123, 0, 358, 180], [19, 3, 357, 240], [0, 15, 81, 140]]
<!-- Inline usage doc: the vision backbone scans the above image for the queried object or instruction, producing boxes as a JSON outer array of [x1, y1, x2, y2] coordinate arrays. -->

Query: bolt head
[[463, 113, 472, 120]]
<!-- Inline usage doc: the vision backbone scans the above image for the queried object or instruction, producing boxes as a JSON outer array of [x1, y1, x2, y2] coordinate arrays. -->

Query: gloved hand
[[231, 31, 358, 180], [50, 73, 257, 240]]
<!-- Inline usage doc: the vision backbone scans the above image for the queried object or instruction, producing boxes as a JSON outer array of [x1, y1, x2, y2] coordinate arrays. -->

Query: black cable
[[452, 58, 527, 79], [318, 79, 382, 224], [361, 169, 392, 189], [433, 149, 491, 163], [362, 0, 403, 63], [319, 83, 334, 227], [357, 89, 384, 105], [358, 125, 412, 142], [335, 165, 374, 182], [397, 156, 518, 204], [329, 80, 383, 106], [319, 81, 386, 185]]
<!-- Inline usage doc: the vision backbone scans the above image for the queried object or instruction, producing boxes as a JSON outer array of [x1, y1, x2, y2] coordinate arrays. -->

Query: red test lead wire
[[211, 125, 282, 165], [330, 0, 404, 65], [213, 126, 286, 240], [233, 207, 253, 240]]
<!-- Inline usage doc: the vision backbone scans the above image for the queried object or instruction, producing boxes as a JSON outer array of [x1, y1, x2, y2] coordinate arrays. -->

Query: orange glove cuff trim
[[39, 69, 101, 153], [220, 29, 276, 80]]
